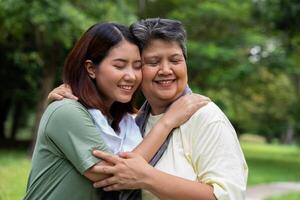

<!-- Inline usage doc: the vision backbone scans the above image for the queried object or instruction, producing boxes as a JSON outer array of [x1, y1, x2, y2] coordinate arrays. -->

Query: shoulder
[[187, 102, 228, 126], [181, 102, 235, 137], [47, 99, 88, 116], [44, 99, 91, 126]]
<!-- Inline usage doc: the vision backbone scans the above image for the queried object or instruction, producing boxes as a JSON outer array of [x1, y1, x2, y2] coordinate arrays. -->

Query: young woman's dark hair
[[63, 22, 140, 131]]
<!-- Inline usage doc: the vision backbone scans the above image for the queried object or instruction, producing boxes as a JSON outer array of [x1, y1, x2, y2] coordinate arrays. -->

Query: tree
[[253, 0, 300, 143], [0, 0, 137, 147]]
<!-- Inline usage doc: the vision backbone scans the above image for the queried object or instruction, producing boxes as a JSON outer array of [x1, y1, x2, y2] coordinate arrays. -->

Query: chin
[[117, 97, 132, 104], [157, 94, 178, 102]]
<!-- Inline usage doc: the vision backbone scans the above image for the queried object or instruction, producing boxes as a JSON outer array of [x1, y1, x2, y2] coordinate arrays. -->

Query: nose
[[158, 60, 173, 75], [123, 67, 136, 82]]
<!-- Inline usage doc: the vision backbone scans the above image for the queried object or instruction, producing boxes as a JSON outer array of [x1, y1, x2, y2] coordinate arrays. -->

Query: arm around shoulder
[[45, 100, 111, 175]]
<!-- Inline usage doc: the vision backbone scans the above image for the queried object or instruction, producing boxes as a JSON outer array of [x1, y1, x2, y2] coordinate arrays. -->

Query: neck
[[148, 101, 170, 115], [103, 99, 113, 110]]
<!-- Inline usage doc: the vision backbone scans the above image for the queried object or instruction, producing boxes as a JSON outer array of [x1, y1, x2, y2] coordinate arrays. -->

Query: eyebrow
[[112, 58, 142, 64], [112, 58, 127, 62], [170, 53, 184, 58], [143, 56, 159, 60], [144, 53, 183, 59]]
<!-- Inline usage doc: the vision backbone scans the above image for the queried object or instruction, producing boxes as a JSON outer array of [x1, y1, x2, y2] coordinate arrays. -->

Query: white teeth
[[157, 80, 173, 85], [119, 85, 133, 90]]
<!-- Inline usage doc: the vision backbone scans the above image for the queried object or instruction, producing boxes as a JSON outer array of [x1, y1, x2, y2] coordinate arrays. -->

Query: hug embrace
[[24, 18, 248, 200]]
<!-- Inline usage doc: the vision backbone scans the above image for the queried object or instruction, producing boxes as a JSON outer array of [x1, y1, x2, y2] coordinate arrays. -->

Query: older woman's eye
[[170, 59, 182, 64], [146, 61, 159, 66], [149, 63, 158, 66]]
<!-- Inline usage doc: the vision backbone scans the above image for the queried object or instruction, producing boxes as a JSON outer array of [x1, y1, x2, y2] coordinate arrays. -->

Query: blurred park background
[[0, 0, 300, 199]]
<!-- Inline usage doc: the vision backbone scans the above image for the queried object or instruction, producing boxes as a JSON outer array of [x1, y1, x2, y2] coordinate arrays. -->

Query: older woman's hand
[[161, 93, 211, 129], [47, 84, 78, 102], [91, 150, 154, 191]]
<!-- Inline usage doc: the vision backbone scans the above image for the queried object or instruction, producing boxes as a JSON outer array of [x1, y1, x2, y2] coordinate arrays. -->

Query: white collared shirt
[[88, 109, 142, 154]]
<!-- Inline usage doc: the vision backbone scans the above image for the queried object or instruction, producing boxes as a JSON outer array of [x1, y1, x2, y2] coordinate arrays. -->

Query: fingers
[[48, 93, 64, 101], [93, 150, 122, 164], [49, 83, 78, 101], [103, 184, 123, 191], [63, 83, 71, 89], [118, 151, 136, 159], [195, 94, 211, 102], [90, 164, 116, 174], [93, 176, 118, 188], [63, 92, 78, 100]]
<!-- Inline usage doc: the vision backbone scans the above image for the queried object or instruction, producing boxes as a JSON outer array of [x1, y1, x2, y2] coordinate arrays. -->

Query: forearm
[[84, 168, 111, 182], [132, 120, 172, 162], [85, 121, 172, 182], [143, 168, 216, 200], [84, 160, 113, 182]]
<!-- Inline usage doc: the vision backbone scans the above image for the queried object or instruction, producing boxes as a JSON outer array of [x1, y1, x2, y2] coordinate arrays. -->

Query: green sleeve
[[45, 101, 112, 174]]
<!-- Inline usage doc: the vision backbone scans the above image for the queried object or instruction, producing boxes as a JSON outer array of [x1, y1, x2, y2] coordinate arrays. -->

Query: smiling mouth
[[154, 79, 175, 87], [119, 85, 134, 91]]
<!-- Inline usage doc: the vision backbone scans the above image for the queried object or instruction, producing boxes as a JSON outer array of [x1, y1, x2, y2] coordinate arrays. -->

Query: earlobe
[[84, 60, 96, 79]]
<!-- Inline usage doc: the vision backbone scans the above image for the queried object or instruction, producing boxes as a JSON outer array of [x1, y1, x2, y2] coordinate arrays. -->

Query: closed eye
[[145, 60, 159, 67], [113, 65, 126, 69], [133, 61, 142, 69], [170, 59, 182, 64]]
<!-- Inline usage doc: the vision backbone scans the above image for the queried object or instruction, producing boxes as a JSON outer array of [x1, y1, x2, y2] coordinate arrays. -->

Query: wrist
[[141, 166, 157, 190], [158, 116, 174, 131]]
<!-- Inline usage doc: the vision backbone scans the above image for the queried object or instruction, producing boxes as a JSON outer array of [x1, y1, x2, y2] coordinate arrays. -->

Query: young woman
[[24, 22, 208, 200]]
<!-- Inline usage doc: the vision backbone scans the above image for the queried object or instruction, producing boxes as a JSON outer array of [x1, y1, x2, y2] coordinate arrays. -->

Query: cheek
[[95, 68, 117, 87], [136, 71, 143, 85], [142, 68, 156, 82], [177, 65, 188, 81]]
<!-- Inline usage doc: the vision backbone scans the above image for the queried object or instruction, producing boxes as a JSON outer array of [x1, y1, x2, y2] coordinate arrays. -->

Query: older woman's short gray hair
[[130, 18, 187, 58]]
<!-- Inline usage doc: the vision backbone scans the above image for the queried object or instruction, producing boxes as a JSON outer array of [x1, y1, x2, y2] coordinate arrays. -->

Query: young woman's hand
[[47, 84, 78, 102], [161, 94, 211, 129], [91, 150, 153, 191]]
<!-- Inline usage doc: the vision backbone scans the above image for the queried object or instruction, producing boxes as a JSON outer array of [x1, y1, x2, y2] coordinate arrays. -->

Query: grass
[[0, 150, 31, 200], [265, 192, 300, 200], [0, 142, 300, 199], [242, 142, 300, 185]]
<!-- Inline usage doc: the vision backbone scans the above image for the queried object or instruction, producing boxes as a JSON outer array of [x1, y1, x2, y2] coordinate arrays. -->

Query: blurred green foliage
[[0, 0, 299, 144]]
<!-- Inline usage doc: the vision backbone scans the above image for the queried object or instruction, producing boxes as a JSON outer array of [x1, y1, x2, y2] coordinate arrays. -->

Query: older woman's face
[[141, 39, 188, 111]]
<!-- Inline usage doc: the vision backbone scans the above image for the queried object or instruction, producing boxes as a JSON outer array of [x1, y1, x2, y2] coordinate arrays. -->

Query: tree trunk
[[266, 134, 273, 144], [29, 29, 62, 156], [10, 100, 24, 141], [281, 124, 295, 144], [0, 98, 11, 141], [30, 63, 57, 155], [138, 0, 146, 17]]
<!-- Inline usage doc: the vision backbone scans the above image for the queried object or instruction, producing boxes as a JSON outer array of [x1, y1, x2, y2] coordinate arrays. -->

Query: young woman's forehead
[[106, 40, 141, 60]]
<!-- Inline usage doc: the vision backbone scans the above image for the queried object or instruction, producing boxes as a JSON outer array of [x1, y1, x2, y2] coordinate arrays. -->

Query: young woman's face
[[94, 40, 142, 106], [141, 39, 188, 110]]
